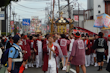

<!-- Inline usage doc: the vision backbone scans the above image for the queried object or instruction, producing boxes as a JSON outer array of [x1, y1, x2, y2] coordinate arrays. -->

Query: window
[[98, 11, 101, 13], [98, 5, 101, 8]]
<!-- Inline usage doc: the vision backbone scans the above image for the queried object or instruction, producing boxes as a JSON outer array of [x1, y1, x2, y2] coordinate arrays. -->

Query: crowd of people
[[0, 32, 110, 73]]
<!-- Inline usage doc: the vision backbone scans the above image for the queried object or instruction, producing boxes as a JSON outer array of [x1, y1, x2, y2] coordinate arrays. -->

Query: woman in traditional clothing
[[70, 32, 86, 73]]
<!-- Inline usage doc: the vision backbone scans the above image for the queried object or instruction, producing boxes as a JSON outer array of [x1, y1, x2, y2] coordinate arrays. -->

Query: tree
[[0, 0, 18, 7]]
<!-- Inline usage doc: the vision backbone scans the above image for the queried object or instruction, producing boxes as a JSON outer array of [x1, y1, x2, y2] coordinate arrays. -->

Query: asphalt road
[[24, 63, 109, 73]]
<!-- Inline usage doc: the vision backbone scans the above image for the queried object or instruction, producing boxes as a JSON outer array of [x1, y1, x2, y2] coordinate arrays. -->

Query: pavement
[[24, 63, 109, 73]]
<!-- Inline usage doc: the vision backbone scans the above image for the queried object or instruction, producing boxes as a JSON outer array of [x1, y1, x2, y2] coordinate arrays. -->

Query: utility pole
[[51, 0, 55, 33], [10, 3, 11, 33], [78, 3, 79, 27], [67, 0, 71, 18], [58, 0, 60, 17]]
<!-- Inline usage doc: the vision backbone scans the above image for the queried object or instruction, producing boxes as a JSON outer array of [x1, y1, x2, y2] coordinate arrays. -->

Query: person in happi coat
[[23, 35, 31, 69], [93, 34, 98, 67], [34, 34, 43, 68], [42, 35, 59, 73], [53, 36, 64, 73], [90, 39, 94, 66], [42, 34, 50, 46], [19, 34, 29, 73], [93, 32, 107, 71], [70, 32, 86, 73], [58, 34, 71, 70], [85, 35, 91, 67], [28, 36, 36, 67]]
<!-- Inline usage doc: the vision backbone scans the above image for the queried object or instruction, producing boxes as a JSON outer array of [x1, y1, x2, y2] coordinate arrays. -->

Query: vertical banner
[[74, 15, 79, 22]]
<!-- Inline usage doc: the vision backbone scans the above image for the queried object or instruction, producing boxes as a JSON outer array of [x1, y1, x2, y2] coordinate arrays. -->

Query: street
[[24, 64, 109, 73]]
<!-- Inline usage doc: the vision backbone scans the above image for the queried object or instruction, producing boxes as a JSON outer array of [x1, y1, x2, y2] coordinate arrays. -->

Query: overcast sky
[[11, 0, 87, 23]]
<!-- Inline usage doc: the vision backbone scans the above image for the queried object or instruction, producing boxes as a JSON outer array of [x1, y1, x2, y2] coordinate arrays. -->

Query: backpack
[[1, 45, 23, 66]]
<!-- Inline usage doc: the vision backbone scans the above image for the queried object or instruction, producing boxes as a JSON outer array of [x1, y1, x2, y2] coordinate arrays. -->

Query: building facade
[[86, 0, 105, 20]]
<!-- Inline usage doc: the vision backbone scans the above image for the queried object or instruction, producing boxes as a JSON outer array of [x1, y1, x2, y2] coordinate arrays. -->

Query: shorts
[[97, 54, 103, 62]]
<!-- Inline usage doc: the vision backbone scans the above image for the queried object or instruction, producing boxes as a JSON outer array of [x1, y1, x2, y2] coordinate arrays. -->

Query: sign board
[[32, 16, 39, 20], [22, 19, 30, 26], [94, 13, 110, 28], [74, 15, 79, 22], [0, 11, 5, 20]]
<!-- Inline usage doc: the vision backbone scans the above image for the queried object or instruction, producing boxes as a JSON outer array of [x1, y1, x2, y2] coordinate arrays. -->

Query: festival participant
[[90, 40, 94, 66], [93, 34, 98, 67], [42, 34, 49, 46], [34, 34, 43, 68], [29, 36, 36, 67], [58, 34, 71, 70], [23, 35, 31, 69], [42, 35, 59, 73], [53, 36, 64, 73], [6, 36, 13, 49], [19, 34, 29, 73], [93, 32, 107, 71], [70, 32, 86, 73], [85, 35, 91, 67]]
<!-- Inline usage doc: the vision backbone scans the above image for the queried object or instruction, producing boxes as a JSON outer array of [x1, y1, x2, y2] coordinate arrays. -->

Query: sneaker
[[25, 64, 28, 69], [29, 63, 31, 67], [62, 66, 67, 70], [86, 65, 89, 67], [31, 64, 34, 68], [94, 63, 98, 67], [36, 65, 39, 68]]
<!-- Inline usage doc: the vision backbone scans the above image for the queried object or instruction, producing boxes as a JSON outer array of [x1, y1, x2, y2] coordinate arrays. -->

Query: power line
[[13, 2, 45, 10], [14, 7, 42, 13]]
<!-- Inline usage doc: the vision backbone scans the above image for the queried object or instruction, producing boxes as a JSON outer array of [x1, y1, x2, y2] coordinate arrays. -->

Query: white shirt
[[69, 39, 74, 51], [37, 40, 42, 52], [48, 45, 56, 68]]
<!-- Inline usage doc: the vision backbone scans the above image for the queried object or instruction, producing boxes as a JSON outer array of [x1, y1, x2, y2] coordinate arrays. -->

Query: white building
[[83, 0, 105, 33], [86, 0, 105, 20]]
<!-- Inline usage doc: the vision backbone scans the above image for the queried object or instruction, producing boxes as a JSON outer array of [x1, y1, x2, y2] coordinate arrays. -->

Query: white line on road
[[70, 68, 76, 73]]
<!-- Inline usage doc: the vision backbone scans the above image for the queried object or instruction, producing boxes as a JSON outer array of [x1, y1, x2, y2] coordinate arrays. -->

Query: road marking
[[70, 68, 76, 73]]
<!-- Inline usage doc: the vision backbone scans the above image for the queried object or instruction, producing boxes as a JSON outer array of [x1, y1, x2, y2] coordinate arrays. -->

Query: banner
[[94, 13, 110, 28], [22, 19, 30, 26], [74, 15, 79, 22]]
